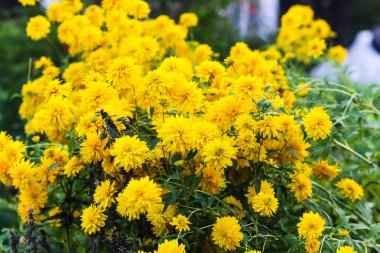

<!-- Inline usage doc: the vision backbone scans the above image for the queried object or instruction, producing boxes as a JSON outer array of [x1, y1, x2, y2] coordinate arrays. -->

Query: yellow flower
[[62, 62, 87, 88], [303, 107, 332, 140], [75, 113, 99, 138], [223, 196, 244, 218], [328, 45, 347, 64], [307, 38, 326, 59], [109, 135, 149, 171], [81, 204, 107, 234], [256, 115, 280, 139], [305, 239, 320, 253], [198, 166, 226, 194], [10, 160, 35, 190], [26, 15, 51, 41], [245, 186, 257, 205], [78, 26, 104, 52], [94, 180, 117, 209], [193, 44, 213, 64], [224, 56, 234, 66], [106, 57, 142, 91], [80, 133, 108, 164], [276, 115, 300, 138], [0, 156, 13, 186], [192, 120, 221, 148], [195, 60, 225, 83], [42, 79, 72, 100], [170, 214, 191, 232], [312, 160, 340, 181], [337, 246, 357, 253], [142, 68, 172, 94], [235, 114, 257, 135], [202, 138, 237, 169], [116, 177, 162, 220], [295, 162, 312, 176], [335, 178, 364, 202], [260, 180, 275, 195], [2, 139, 25, 164], [245, 250, 261, 253], [297, 211, 325, 241], [34, 56, 53, 69], [32, 97, 73, 139], [47, 207, 62, 227], [156, 116, 196, 154], [146, 203, 176, 236], [179, 13, 198, 27], [296, 82, 310, 97], [17, 202, 41, 223], [146, 204, 177, 236], [252, 192, 279, 217], [42, 65, 60, 79], [159, 56, 194, 80], [101, 0, 127, 11], [205, 95, 250, 131], [19, 184, 47, 211], [0, 131, 12, 151], [82, 82, 118, 110], [288, 173, 312, 203], [31, 136, 40, 143], [338, 229, 350, 237], [154, 239, 186, 253], [18, 0, 39, 6], [171, 80, 204, 114], [234, 75, 264, 100], [84, 5, 104, 27], [125, 0, 151, 19], [211, 216, 243, 251]]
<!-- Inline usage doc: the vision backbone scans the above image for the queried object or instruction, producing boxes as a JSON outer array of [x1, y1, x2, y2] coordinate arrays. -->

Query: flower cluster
[[277, 5, 347, 64], [0, 0, 367, 252]]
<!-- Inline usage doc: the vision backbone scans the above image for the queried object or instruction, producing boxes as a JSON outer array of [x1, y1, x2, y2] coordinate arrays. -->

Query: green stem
[[27, 57, 32, 82], [332, 138, 375, 166], [46, 36, 65, 61], [66, 226, 71, 253], [311, 88, 353, 97], [66, 179, 73, 253], [313, 183, 372, 227]]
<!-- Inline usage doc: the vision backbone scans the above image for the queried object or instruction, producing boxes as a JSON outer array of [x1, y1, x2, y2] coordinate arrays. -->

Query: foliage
[[0, 1, 379, 253]]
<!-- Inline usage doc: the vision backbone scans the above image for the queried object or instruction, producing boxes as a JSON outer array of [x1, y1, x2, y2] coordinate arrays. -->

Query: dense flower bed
[[0, 1, 377, 252]]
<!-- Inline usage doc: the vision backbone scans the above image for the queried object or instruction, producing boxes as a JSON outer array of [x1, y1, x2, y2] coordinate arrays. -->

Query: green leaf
[[149, 107, 155, 117], [171, 153, 182, 164], [162, 182, 178, 212], [180, 238, 190, 250], [186, 150, 198, 160], [368, 223, 380, 239], [149, 138, 161, 150], [285, 146, 299, 158], [191, 173, 203, 190], [334, 215, 350, 231], [169, 172, 181, 181], [264, 85, 272, 93], [349, 223, 370, 231], [48, 163, 60, 172]]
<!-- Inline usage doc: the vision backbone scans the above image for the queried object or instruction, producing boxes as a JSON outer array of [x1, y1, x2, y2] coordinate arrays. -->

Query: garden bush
[[0, 1, 379, 253]]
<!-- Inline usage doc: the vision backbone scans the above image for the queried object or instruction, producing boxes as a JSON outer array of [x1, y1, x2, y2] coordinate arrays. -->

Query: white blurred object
[[42, 0, 58, 9], [238, 0, 250, 37], [224, 0, 279, 40], [312, 30, 380, 85], [257, 0, 279, 39]]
